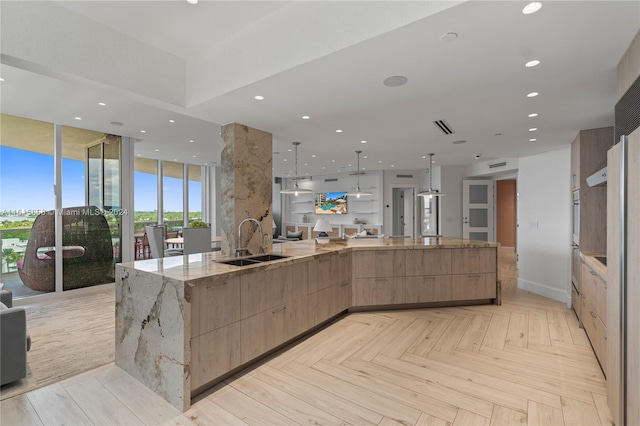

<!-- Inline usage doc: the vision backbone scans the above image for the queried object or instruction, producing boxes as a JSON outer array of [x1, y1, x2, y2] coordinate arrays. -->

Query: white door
[[463, 180, 494, 241]]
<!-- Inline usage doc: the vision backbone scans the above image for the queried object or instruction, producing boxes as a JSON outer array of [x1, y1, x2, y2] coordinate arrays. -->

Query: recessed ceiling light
[[74, 116, 82, 120], [363, 156, 367, 159], [193, 155, 197, 158], [189, 139, 194, 143], [283, 158, 287, 162], [361, 140, 367, 144], [186, 0, 198, 4], [422, 156, 427, 159], [452, 139, 467, 145], [475, 154, 481, 159], [529, 128, 538, 132], [332, 159, 336, 162], [254, 95, 264, 100], [525, 60, 540, 67], [527, 92, 539, 97], [0, 77, 4, 82], [522, 2, 542, 14], [383, 76, 408, 87], [391, 165, 395, 168], [155, 149, 160, 152], [379, 160, 382, 163], [136, 153, 141, 156], [169, 119, 175, 123], [304, 163, 308, 166], [529, 138, 537, 141], [98, 102, 106, 106], [302, 115, 310, 120], [287, 148, 292, 152], [528, 113, 538, 117], [174, 159, 178, 161], [322, 167, 326, 170], [336, 129, 343, 133], [311, 154, 316, 158], [439, 32, 458, 42]]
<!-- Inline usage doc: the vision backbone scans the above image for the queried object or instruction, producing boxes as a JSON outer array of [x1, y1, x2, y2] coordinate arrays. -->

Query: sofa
[[0, 290, 31, 386]]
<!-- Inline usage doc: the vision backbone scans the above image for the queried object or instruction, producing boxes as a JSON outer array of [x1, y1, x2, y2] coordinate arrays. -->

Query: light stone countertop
[[118, 237, 499, 284]]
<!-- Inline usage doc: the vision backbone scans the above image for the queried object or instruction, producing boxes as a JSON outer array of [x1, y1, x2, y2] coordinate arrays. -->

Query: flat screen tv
[[315, 191, 347, 215]]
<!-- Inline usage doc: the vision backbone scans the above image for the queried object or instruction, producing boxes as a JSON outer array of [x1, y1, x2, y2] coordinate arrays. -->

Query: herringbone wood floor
[[0, 253, 613, 425]]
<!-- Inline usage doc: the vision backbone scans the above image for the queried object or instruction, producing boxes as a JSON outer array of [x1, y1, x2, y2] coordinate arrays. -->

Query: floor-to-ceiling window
[[188, 164, 203, 224], [163, 161, 184, 232], [0, 116, 55, 296], [0, 114, 122, 298]]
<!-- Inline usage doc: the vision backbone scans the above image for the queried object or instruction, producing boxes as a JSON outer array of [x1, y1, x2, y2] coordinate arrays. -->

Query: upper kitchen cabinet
[[571, 127, 613, 254]]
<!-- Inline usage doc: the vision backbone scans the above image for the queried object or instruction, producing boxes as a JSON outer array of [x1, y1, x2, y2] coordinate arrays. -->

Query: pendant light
[[280, 142, 312, 196], [346, 150, 373, 198], [417, 153, 445, 198]]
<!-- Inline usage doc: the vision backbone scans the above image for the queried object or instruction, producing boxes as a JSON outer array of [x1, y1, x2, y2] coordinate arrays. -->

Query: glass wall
[[163, 161, 184, 232], [0, 116, 55, 296], [188, 164, 203, 224]]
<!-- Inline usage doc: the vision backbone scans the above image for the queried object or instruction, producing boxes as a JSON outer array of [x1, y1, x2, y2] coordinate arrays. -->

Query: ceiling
[[1, 1, 638, 179]]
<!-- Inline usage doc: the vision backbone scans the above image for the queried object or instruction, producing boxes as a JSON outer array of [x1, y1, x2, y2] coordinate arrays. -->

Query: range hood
[[587, 166, 607, 187]]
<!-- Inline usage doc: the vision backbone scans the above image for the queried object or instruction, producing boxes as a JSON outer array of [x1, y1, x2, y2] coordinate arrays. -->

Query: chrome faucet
[[236, 217, 265, 257]]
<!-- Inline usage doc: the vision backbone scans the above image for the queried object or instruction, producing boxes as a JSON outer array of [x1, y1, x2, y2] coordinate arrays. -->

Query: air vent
[[324, 178, 338, 182], [615, 74, 640, 143], [433, 120, 454, 135], [489, 161, 507, 169], [396, 174, 414, 178]]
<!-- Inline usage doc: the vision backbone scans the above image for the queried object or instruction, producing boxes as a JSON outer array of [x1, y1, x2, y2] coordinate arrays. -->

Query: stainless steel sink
[[216, 254, 290, 267]]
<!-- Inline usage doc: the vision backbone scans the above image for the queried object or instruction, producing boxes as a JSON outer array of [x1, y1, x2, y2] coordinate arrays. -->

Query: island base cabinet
[[190, 322, 241, 391], [405, 275, 452, 303], [353, 277, 405, 306], [450, 273, 496, 300], [240, 296, 309, 364], [309, 282, 351, 324]]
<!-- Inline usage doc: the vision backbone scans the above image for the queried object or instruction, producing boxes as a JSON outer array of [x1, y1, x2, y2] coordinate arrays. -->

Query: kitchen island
[[115, 237, 500, 410]]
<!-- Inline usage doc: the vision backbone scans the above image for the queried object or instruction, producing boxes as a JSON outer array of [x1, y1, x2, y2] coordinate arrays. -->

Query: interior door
[[463, 180, 494, 241]]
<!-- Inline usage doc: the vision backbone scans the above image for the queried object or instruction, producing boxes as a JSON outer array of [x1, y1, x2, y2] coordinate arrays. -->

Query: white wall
[[440, 165, 467, 237], [281, 171, 383, 228], [516, 147, 572, 305]]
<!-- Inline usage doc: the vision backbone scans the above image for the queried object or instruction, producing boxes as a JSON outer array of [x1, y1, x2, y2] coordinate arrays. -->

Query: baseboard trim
[[517, 278, 570, 307]]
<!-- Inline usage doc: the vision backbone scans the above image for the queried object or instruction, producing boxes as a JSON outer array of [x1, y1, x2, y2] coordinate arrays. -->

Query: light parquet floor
[[1, 254, 613, 426]]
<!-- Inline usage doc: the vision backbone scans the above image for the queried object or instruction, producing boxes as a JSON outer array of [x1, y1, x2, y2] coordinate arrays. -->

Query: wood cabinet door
[[451, 248, 496, 274], [405, 275, 452, 303], [240, 305, 286, 364], [308, 253, 335, 293], [596, 318, 607, 377], [191, 275, 241, 338], [405, 249, 452, 277], [190, 322, 241, 390], [354, 250, 405, 278], [353, 277, 405, 306], [241, 269, 286, 319], [595, 274, 607, 327], [450, 273, 496, 300], [284, 296, 310, 340], [336, 252, 351, 285], [581, 263, 597, 307]]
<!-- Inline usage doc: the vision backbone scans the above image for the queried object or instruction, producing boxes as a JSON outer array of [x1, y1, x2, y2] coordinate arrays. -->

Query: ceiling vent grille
[[433, 120, 454, 135], [489, 161, 507, 169], [324, 178, 338, 182], [396, 174, 414, 178]]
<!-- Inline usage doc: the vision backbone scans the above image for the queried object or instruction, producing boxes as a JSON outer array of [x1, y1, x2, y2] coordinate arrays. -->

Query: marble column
[[220, 123, 273, 256]]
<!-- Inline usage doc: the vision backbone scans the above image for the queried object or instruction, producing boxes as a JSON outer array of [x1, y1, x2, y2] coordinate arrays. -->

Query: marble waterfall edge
[[115, 266, 190, 410]]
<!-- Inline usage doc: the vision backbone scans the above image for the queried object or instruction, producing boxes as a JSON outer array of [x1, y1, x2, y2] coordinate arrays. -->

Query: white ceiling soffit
[[1, 1, 639, 177]]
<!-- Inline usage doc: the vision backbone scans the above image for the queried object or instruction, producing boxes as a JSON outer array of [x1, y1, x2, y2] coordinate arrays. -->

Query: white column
[[54, 124, 63, 292], [120, 137, 135, 262]]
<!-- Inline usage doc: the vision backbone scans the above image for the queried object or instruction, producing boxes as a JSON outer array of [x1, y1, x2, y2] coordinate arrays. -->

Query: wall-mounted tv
[[315, 191, 348, 214]]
